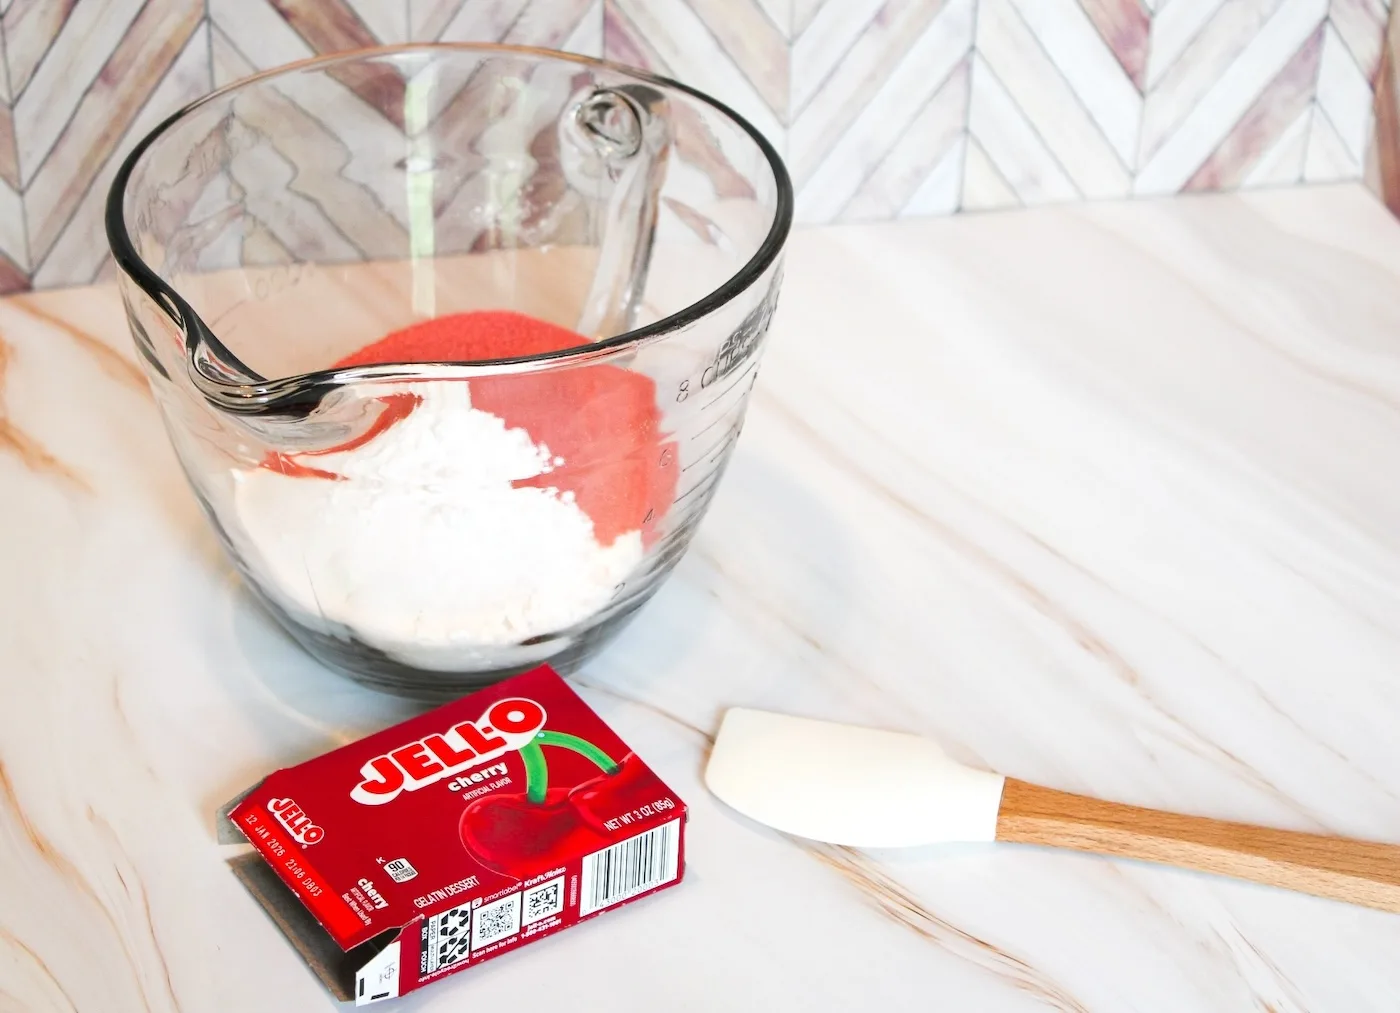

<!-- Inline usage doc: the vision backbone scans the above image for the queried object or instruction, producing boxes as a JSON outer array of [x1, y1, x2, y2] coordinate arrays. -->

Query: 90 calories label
[[230, 666, 688, 1005]]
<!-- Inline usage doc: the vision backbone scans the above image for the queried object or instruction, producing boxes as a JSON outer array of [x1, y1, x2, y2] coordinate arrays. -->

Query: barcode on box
[[580, 820, 680, 916]]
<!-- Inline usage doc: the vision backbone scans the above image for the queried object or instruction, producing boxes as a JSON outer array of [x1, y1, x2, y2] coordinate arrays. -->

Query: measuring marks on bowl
[[664, 279, 779, 511], [670, 364, 758, 510]]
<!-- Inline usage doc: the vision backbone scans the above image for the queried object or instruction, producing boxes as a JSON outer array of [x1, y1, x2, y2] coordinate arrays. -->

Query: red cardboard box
[[227, 666, 687, 1004]]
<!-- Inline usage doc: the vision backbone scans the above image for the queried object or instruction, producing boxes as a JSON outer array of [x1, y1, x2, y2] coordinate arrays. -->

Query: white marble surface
[[5, 183, 1400, 1011]]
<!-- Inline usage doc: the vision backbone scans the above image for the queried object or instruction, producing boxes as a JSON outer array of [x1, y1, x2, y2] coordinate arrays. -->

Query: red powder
[[322, 311, 674, 546], [335, 311, 585, 366]]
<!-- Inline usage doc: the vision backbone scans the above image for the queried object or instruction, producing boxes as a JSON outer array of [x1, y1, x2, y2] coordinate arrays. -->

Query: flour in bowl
[[232, 382, 643, 670]]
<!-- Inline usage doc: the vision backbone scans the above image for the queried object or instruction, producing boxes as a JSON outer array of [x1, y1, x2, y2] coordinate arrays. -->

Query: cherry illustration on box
[[226, 666, 687, 1005]]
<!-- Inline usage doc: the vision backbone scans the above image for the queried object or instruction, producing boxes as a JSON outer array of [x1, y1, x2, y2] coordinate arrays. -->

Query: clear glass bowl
[[106, 44, 791, 699]]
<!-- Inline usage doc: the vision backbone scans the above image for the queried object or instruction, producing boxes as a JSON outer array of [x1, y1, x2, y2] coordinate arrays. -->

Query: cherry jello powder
[[229, 666, 687, 1004]]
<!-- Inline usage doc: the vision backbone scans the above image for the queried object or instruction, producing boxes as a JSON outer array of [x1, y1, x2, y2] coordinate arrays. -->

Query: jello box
[[225, 666, 687, 1004]]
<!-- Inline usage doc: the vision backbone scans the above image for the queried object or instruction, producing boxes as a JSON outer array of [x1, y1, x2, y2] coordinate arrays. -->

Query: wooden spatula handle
[[995, 778, 1400, 913]]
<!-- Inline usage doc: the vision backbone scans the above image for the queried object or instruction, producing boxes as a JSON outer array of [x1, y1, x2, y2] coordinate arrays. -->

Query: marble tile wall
[[0, 0, 1393, 293]]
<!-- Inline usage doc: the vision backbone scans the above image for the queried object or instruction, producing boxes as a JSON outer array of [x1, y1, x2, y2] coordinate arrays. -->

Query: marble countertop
[[5, 182, 1400, 1012]]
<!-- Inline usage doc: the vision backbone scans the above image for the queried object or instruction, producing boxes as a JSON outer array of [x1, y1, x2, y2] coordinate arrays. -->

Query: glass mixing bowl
[[106, 44, 791, 699]]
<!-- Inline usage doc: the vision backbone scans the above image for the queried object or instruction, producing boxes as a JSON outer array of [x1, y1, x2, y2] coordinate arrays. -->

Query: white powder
[[232, 382, 643, 670]]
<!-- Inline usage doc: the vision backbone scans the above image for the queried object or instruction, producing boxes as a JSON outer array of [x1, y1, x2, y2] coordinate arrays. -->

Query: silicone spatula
[[705, 708, 1400, 914]]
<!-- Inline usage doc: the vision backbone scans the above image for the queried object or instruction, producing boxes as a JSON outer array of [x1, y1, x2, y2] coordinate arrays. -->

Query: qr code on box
[[421, 901, 472, 974], [471, 892, 521, 951], [523, 876, 564, 926]]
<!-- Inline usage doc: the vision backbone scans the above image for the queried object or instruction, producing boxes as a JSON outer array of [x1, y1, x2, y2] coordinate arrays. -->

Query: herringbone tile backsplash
[[0, 0, 1394, 293]]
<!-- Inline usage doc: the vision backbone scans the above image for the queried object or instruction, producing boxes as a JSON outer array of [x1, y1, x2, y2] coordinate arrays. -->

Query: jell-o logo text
[[350, 699, 547, 806], [268, 796, 325, 845]]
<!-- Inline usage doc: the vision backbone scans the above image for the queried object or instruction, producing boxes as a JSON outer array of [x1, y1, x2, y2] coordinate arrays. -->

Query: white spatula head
[[705, 708, 1006, 848]]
